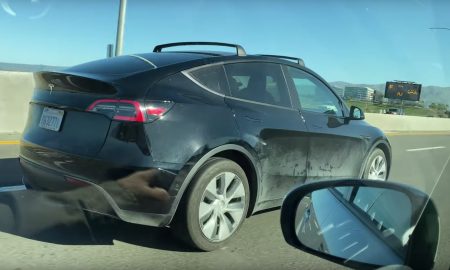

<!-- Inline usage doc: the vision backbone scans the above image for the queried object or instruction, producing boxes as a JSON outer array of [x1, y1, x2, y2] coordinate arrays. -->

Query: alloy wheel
[[198, 172, 246, 242], [367, 155, 387, 181]]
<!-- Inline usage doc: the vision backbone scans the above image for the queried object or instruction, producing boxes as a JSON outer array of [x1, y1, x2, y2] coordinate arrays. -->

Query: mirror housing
[[349, 106, 365, 120], [280, 180, 439, 270]]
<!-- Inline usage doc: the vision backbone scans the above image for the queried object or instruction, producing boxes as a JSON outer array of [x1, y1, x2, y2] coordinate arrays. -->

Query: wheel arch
[[359, 138, 392, 179], [168, 144, 261, 224], [212, 149, 259, 217]]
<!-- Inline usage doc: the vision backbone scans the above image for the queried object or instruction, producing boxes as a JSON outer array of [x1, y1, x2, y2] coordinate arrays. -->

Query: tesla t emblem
[[49, 83, 54, 94]]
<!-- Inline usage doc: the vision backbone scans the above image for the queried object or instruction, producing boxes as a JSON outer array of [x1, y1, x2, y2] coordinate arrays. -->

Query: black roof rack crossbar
[[153, 42, 247, 56], [257, 54, 305, 66]]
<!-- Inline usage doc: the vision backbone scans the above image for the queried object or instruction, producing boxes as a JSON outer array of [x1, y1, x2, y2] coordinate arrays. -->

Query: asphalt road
[[387, 134, 450, 194], [0, 134, 448, 270]]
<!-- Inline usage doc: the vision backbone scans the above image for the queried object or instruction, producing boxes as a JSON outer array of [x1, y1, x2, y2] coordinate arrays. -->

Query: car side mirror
[[280, 180, 439, 270], [349, 106, 365, 120]]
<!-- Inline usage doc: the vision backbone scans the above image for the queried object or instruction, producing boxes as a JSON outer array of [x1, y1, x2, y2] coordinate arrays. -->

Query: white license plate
[[39, 107, 64, 132]]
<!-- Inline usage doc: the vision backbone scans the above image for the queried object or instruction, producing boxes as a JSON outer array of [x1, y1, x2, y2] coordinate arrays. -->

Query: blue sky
[[0, 0, 449, 86]]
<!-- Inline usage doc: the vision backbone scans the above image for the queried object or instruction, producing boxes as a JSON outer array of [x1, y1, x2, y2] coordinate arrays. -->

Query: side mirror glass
[[349, 106, 365, 120], [281, 180, 438, 270]]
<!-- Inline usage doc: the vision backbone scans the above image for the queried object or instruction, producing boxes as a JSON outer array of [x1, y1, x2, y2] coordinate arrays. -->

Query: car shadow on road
[[0, 189, 194, 252], [0, 158, 23, 187], [112, 219, 193, 252]]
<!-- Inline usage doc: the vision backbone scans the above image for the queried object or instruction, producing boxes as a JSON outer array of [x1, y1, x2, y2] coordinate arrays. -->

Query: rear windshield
[[66, 55, 155, 75]]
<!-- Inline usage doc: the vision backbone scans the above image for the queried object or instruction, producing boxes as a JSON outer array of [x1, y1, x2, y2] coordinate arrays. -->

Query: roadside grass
[[345, 100, 446, 117]]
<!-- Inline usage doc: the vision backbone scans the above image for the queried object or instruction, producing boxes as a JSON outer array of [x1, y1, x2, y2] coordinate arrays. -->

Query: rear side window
[[186, 65, 228, 95], [224, 62, 291, 108]]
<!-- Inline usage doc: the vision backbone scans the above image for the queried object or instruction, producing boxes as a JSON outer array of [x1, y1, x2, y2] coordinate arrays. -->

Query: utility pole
[[115, 0, 127, 56], [107, 44, 114, 58], [429, 27, 450, 31]]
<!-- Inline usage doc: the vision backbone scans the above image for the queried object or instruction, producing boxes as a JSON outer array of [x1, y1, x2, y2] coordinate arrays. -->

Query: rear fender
[[359, 138, 392, 179], [166, 144, 261, 224]]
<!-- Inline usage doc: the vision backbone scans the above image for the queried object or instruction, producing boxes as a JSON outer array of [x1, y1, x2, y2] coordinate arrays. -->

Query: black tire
[[363, 148, 388, 180], [171, 157, 250, 251]]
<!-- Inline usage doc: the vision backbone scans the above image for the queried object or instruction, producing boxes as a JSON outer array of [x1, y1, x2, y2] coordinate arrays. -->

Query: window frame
[[222, 61, 295, 109], [181, 62, 230, 97], [282, 64, 349, 118], [183, 60, 346, 113]]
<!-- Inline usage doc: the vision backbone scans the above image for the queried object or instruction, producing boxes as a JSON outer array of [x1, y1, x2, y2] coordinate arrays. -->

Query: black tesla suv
[[20, 42, 391, 250]]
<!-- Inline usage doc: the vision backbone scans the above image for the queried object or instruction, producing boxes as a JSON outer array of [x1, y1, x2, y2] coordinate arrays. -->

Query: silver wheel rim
[[367, 155, 387, 181], [198, 172, 246, 242]]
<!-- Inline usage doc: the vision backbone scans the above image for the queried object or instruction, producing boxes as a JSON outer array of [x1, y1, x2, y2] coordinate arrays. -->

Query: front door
[[223, 62, 309, 204], [283, 65, 369, 181]]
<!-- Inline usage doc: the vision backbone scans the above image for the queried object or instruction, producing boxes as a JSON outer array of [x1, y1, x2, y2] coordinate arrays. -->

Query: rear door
[[283, 65, 368, 181], [223, 62, 309, 204]]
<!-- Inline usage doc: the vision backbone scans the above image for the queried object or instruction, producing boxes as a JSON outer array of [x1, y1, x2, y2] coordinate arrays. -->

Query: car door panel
[[225, 98, 309, 203], [283, 65, 370, 181], [303, 111, 369, 181], [224, 62, 310, 203]]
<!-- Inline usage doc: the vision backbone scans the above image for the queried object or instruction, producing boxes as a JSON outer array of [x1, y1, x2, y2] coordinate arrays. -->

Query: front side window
[[187, 65, 228, 95], [286, 66, 343, 116], [224, 62, 291, 107]]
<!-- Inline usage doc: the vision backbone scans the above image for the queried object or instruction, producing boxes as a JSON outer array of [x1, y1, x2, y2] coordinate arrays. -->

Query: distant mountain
[[330, 81, 386, 92], [419, 86, 450, 106], [330, 81, 450, 107], [0, 62, 65, 72]]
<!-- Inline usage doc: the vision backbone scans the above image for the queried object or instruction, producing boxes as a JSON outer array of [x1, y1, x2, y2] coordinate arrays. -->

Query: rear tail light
[[86, 99, 173, 122]]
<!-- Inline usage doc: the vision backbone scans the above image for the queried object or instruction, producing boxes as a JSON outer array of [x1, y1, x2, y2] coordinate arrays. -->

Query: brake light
[[146, 106, 167, 116], [86, 99, 173, 122], [145, 102, 174, 121]]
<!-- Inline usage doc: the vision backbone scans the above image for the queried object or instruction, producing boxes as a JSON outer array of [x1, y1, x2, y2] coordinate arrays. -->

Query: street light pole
[[115, 0, 127, 56], [107, 44, 114, 58], [429, 27, 450, 31]]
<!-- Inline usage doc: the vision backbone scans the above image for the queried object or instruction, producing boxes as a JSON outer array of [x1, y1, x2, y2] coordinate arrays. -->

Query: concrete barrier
[[1, 71, 450, 134], [0, 71, 34, 133], [365, 113, 450, 132]]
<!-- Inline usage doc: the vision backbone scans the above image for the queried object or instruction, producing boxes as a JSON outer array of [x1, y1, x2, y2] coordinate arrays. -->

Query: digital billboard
[[384, 81, 421, 101]]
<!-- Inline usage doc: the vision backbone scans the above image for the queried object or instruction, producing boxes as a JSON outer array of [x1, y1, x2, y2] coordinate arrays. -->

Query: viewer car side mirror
[[349, 106, 365, 120], [280, 180, 439, 270]]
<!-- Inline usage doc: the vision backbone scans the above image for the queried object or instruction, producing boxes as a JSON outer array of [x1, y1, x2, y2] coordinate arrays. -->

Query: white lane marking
[[0, 185, 26, 192], [339, 233, 351, 240], [406, 146, 446, 152], [337, 220, 351, 228], [317, 223, 334, 235], [342, 241, 358, 251], [345, 245, 369, 263]]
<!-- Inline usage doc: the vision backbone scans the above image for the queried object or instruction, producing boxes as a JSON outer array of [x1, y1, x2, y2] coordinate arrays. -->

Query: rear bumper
[[20, 156, 178, 227]]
